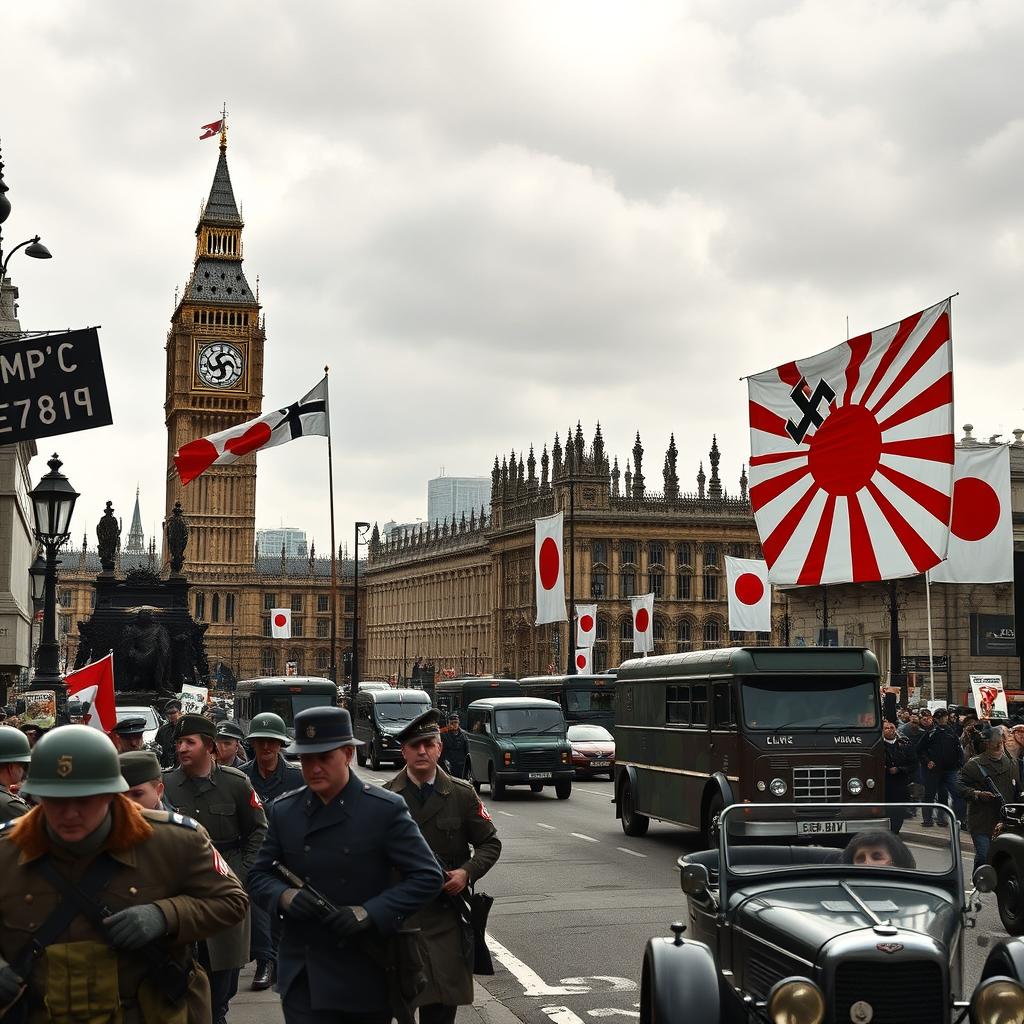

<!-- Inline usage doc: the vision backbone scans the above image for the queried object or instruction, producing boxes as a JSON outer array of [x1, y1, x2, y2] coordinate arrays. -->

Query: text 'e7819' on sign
[[0, 327, 113, 444]]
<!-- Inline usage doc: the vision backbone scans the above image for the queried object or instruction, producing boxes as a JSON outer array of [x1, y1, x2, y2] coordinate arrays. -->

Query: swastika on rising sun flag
[[746, 299, 955, 586]]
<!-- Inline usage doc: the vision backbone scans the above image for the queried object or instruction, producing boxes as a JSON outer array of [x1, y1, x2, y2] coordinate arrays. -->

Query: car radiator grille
[[519, 749, 559, 769], [834, 961, 943, 1024], [792, 765, 842, 802], [744, 947, 798, 1000]]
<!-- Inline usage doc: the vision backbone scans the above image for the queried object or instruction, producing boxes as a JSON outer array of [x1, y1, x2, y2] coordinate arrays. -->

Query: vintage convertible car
[[990, 801, 1024, 935], [641, 802, 1024, 1024]]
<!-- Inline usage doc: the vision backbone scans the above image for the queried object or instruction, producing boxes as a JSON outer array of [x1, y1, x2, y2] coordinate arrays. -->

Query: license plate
[[797, 820, 847, 835], [528, 772, 551, 780], [590, 761, 611, 767]]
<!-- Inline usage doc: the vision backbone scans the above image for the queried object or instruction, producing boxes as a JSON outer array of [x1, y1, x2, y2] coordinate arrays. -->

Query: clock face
[[197, 342, 244, 389]]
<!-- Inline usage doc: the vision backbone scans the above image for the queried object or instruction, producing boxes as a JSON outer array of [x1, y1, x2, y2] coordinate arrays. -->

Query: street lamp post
[[352, 522, 370, 698], [29, 553, 45, 671], [28, 455, 79, 703]]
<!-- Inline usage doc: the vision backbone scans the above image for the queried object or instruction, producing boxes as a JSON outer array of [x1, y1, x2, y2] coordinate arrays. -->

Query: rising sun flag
[[747, 299, 955, 586]]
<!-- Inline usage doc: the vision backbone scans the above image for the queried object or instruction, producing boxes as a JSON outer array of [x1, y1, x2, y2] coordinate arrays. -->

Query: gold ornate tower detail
[[164, 124, 264, 576]]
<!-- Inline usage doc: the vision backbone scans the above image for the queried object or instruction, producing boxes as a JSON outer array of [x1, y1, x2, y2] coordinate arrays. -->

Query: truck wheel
[[555, 779, 572, 800], [530, 782, 544, 793], [620, 776, 650, 837], [489, 767, 506, 800], [701, 793, 724, 850], [369, 743, 381, 771], [996, 856, 1024, 935], [356, 745, 367, 767]]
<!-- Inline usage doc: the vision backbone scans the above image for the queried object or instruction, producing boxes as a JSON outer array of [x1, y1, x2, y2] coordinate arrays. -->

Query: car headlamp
[[970, 976, 1024, 1024], [847, 777, 863, 795], [756, 780, 767, 792], [766, 977, 825, 1024], [769, 778, 787, 797], [865, 778, 876, 789]]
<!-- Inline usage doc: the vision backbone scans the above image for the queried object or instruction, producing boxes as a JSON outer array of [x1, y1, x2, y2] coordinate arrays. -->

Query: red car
[[567, 724, 615, 779]]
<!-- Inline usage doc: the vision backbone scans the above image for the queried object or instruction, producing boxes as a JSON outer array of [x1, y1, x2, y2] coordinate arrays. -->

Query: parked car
[[990, 800, 1024, 934], [641, 801, 1024, 1024], [114, 705, 164, 746], [567, 723, 615, 779]]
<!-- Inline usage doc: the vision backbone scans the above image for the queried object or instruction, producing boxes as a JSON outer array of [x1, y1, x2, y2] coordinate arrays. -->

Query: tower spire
[[126, 484, 145, 553]]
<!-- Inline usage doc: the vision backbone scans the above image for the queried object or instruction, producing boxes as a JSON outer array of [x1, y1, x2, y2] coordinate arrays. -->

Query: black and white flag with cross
[[174, 376, 330, 484]]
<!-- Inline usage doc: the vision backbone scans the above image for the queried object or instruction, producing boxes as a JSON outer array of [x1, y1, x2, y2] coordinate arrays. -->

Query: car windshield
[[741, 676, 878, 730], [495, 707, 565, 736], [567, 725, 613, 742], [721, 802, 956, 878], [376, 702, 427, 723], [566, 688, 615, 713], [116, 707, 160, 730]]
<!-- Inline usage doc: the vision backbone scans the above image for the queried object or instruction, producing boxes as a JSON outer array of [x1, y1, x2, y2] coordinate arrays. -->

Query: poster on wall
[[970, 674, 1008, 720]]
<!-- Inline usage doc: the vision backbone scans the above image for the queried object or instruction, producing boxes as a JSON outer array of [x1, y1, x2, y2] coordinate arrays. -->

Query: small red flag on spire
[[199, 119, 223, 141]]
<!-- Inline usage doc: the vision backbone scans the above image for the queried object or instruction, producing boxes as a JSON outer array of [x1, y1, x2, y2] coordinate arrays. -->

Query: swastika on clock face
[[197, 342, 244, 389]]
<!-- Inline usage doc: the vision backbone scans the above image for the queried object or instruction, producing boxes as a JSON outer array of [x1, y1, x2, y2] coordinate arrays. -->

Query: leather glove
[[0, 957, 24, 1005], [282, 887, 323, 923], [324, 905, 371, 939], [103, 904, 168, 950]]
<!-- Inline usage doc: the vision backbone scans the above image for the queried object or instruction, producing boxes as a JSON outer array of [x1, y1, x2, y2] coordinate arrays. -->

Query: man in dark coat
[[215, 721, 248, 768], [241, 712, 304, 991], [248, 706, 443, 1024], [441, 715, 470, 779], [155, 699, 183, 768], [882, 720, 916, 833], [958, 724, 1020, 865], [386, 710, 501, 1024], [919, 707, 966, 827], [163, 714, 267, 1024]]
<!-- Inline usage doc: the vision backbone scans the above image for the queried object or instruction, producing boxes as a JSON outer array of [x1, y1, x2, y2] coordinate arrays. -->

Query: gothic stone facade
[[365, 425, 779, 679]]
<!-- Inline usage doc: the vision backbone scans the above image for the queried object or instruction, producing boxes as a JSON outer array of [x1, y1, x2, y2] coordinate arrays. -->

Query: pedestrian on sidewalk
[[958, 725, 1020, 864], [882, 721, 915, 833], [959, 713, 985, 761], [441, 714, 470, 779], [1004, 723, 1024, 764], [386, 709, 502, 1024], [919, 708, 965, 827]]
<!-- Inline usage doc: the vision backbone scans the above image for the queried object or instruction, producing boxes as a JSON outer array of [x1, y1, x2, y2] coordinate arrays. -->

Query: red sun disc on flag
[[576, 654, 586, 669], [635, 608, 650, 632], [225, 421, 272, 456], [579, 614, 594, 632], [539, 538, 560, 590], [950, 477, 1000, 541], [735, 573, 765, 605], [807, 405, 882, 496], [274, 613, 287, 627]]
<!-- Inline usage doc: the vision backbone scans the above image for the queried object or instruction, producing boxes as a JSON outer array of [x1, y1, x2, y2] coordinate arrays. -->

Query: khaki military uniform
[[0, 783, 29, 822], [0, 794, 248, 1024], [162, 761, 267, 971], [385, 767, 501, 1005]]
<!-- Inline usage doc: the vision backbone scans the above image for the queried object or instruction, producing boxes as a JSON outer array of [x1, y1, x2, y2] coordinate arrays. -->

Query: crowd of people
[[0, 701, 501, 1024], [885, 704, 1022, 862]]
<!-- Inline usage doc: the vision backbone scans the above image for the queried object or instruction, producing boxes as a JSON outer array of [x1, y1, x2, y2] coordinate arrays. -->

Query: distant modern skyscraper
[[427, 474, 491, 526], [257, 527, 308, 558]]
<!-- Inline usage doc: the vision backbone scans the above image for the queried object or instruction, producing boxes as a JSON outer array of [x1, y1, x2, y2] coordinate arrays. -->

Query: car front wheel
[[555, 779, 572, 800], [996, 856, 1024, 935]]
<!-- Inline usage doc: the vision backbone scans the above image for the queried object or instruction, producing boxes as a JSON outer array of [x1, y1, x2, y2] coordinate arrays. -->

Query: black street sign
[[0, 328, 112, 444], [901, 655, 949, 673], [970, 613, 1016, 657]]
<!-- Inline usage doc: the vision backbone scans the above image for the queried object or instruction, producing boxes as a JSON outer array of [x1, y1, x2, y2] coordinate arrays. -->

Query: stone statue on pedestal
[[96, 501, 120, 573]]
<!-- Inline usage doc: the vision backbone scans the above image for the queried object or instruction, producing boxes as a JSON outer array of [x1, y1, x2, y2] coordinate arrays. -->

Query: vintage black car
[[990, 800, 1024, 935], [641, 802, 1024, 1024]]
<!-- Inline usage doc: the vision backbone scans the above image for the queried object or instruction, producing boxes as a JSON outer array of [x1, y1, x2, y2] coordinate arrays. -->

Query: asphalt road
[[357, 769, 1012, 1024]]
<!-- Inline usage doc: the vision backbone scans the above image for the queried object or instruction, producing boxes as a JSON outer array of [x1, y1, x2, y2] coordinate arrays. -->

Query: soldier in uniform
[[240, 712, 303, 992], [110, 717, 148, 754], [440, 714, 469, 779], [155, 699, 183, 768], [0, 725, 248, 1024], [385, 709, 501, 1024], [248, 706, 443, 1024], [215, 721, 248, 768], [163, 714, 267, 1024], [119, 750, 175, 812], [0, 726, 31, 821]]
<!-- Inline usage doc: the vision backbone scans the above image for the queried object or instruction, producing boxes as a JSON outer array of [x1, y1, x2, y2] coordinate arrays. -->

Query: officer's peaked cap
[[286, 707, 363, 755], [395, 708, 442, 746]]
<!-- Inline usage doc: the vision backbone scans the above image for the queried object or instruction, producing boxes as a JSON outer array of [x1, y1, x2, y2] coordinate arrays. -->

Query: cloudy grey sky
[[3, 1, 1022, 552]]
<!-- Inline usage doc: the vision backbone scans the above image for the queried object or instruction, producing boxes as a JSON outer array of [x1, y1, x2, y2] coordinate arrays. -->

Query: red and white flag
[[270, 608, 292, 639], [631, 593, 654, 654], [574, 647, 592, 673], [200, 119, 223, 140], [931, 445, 1013, 584], [747, 299, 954, 585], [575, 604, 597, 648], [725, 556, 772, 633], [64, 653, 117, 733], [535, 512, 567, 625], [174, 377, 329, 485]]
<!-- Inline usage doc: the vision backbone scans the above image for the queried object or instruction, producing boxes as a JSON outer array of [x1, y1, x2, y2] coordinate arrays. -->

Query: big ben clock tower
[[164, 124, 264, 577]]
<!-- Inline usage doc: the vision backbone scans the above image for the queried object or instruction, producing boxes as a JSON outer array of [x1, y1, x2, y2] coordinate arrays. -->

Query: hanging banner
[[631, 593, 655, 654], [0, 328, 113, 444], [535, 511, 567, 625], [970, 674, 1008, 720], [576, 604, 597, 648], [574, 647, 592, 674]]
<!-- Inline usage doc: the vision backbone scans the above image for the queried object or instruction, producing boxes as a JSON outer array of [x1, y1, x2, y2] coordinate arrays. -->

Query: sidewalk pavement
[[900, 812, 975, 854], [233, 963, 522, 1024]]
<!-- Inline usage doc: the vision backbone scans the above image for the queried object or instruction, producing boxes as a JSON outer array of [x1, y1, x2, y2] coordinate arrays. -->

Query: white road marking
[[587, 1011, 640, 1019], [570, 832, 599, 843], [485, 934, 590, 996], [616, 847, 646, 858], [536, 823, 557, 830], [497, 810, 516, 817], [543, 1007, 587, 1024], [562, 977, 637, 993]]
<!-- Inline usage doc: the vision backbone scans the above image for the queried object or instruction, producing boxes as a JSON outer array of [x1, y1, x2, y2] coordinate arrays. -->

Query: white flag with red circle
[[725, 556, 772, 633], [631, 593, 655, 654], [930, 445, 1012, 584], [747, 299, 954, 586], [174, 376, 329, 485], [574, 647, 592, 673], [576, 604, 597, 648], [270, 608, 292, 639], [535, 512, 567, 625]]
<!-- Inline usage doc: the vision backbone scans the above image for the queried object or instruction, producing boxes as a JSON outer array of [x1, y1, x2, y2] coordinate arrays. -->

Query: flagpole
[[566, 461, 577, 675], [925, 570, 936, 701], [325, 367, 338, 686]]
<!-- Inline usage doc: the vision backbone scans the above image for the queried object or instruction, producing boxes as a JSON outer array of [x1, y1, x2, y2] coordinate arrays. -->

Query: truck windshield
[[376, 702, 427, 723], [264, 693, 333, 726], [495, 707, 565, 736], [566, 689, 615, 713], [741, 677, 878, 730]]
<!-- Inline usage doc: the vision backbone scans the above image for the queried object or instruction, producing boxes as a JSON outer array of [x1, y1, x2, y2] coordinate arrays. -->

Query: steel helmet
[[246, 712, 290, 744], [21, 725, 129, 798], [0, 726, 32, 765]]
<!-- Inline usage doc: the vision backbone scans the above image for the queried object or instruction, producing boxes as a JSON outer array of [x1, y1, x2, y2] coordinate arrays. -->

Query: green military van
[[434, 678, 522, 722], [233, 677, 338, 738], [465, 696, 573, 801]]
